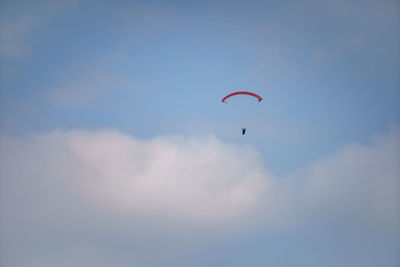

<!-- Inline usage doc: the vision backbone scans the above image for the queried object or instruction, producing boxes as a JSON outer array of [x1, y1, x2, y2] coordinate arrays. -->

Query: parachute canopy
[[222, 91, 263, 103]]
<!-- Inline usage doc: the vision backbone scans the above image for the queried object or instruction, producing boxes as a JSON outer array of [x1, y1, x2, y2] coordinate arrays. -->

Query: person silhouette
[[242, 128, 246, 135]]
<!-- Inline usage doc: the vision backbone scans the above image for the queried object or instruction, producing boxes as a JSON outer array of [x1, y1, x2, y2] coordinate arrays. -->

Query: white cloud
[[1, 127, 399, 227], [0, 127, 399, 266], [0, 130, 270, 227], [296, 126, 400, 228], [68, 130, 269, 225], [0, 129, 274, 266]]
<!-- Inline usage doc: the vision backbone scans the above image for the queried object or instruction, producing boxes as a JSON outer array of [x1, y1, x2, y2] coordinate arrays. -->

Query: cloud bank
[[68, 130, 269, 224], [294, 126, 400, 228], [0, 130, 272, 228], [1, 127, 399, 266]]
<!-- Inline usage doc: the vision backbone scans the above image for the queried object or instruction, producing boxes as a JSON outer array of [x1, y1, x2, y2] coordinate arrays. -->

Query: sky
[[0, 0, 399, 266]]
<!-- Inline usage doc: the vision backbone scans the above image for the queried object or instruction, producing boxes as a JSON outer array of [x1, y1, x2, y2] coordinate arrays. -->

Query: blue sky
[[1, 0, 399, 172], [1, 0, 399, 266]]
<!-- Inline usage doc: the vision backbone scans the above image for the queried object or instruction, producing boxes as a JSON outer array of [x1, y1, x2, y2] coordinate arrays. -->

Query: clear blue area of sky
[[1, 1, 398, 164]]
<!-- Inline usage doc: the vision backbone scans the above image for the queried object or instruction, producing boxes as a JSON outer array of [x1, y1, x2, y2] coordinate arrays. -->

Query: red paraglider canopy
[[222, 91, 263, 103]]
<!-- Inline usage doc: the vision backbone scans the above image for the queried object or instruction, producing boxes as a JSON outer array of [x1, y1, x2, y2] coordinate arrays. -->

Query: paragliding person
[[221, 91, 262, 136]]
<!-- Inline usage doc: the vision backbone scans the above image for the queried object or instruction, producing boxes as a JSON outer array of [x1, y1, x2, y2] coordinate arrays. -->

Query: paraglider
[[222, 91, 263, 103], [222, 91, 262, 135]]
